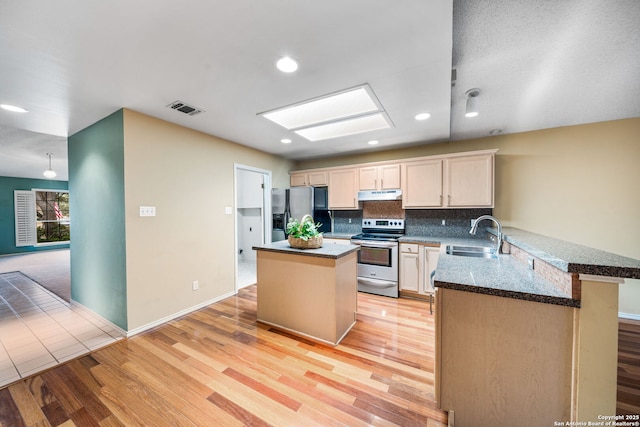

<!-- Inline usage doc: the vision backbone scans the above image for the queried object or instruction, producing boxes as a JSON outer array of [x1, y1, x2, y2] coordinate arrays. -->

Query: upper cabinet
[[291, 149, 496, 209], [358, 164, 401, 191], [444, 154, 493, 207], [402, 160, 444, 208], [290, 171, 328, 187], [402, 151, 496, 209], [328, 169, 358, 209]]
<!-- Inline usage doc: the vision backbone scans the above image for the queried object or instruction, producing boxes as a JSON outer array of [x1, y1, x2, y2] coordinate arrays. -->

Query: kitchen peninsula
[[433, 227, 640, 426], [252, 240, 359, 345]]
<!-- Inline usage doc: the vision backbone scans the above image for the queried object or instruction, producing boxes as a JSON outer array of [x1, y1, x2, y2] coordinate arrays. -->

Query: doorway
[[234, 164, 271, 290]]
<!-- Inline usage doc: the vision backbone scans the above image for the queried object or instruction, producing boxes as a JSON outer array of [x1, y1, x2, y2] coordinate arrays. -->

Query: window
[[35, 191, 70, 243], [14, 190, 70, 246]]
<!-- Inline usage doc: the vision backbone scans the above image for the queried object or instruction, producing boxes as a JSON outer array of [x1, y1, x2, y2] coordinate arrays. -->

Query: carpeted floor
[[0, 250, 70, 302]]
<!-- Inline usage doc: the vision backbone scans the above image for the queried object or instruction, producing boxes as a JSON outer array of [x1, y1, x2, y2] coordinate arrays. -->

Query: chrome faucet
[[470, 215, 503, 254]]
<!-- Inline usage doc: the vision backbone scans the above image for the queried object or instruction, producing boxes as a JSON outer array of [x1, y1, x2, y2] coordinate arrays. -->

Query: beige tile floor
[[0, 271, 122, 388]]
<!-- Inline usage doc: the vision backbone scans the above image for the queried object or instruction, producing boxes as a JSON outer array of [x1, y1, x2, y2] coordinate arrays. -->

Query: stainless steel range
[[350, 218, 405, 298]]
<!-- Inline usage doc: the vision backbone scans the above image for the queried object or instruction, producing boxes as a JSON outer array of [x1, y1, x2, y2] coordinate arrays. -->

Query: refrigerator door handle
[[284, 189, 290, 236]]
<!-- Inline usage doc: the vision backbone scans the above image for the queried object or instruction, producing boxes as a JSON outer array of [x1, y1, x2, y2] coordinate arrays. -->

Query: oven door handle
[[357, 277, 397, 288], [350, 240, 397, 248]]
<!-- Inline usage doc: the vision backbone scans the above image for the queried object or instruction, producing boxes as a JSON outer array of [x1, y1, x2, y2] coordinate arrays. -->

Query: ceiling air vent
[[166, 101, 204, 116]]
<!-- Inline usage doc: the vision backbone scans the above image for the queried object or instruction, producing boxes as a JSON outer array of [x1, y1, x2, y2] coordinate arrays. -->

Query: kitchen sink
[[445, 245, 498, 259]]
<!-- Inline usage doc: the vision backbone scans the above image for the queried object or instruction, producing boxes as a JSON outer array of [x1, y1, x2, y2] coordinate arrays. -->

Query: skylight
[[259, 84, 392, 141], [295, 113, 391, 142]]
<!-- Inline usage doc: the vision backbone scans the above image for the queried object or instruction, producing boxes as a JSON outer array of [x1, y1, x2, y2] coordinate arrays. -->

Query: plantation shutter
[[14, 190, 36, 246]]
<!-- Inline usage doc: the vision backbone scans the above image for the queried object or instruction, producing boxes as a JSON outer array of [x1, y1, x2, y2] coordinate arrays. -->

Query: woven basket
[[288, 234, 323, 249], [287, 214, 323, 249]]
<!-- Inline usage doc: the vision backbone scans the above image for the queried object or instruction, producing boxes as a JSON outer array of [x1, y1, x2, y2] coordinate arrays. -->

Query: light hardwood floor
[[1, 285, 638, 425], [618, 318, 640, 415], [0, 286, 448, 426]]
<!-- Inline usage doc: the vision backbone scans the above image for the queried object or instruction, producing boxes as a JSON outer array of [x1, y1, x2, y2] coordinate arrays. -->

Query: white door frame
[[233, 164, 272, 292]]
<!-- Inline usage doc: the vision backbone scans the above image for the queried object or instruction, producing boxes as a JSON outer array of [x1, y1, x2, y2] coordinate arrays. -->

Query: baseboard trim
[[619, 312, 640, 321], [125, 291, 237, 337], [70, 300, 127, 338]]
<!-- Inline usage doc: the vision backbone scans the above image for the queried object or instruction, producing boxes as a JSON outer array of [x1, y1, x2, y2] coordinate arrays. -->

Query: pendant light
[[465, 88, 480, 118], [43, 153, 57, 179]]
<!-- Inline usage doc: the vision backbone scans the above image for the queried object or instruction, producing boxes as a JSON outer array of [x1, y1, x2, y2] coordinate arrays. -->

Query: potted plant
[[286, 214, 324, 249]]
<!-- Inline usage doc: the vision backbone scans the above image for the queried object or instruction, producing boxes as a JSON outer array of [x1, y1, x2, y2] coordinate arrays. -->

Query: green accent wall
[[0, 176, 69, 255], [68, 109, 128, 330]]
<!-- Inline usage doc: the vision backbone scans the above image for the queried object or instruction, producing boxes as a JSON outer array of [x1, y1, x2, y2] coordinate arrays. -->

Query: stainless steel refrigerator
[[272, 187, 331, 242]]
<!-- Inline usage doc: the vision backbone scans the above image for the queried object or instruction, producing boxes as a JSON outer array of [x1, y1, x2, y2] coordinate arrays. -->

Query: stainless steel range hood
[[357, 189, 402, 201]]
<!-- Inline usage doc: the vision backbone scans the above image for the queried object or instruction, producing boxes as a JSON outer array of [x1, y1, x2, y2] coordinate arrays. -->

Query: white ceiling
[[1, 0, 639, 181]]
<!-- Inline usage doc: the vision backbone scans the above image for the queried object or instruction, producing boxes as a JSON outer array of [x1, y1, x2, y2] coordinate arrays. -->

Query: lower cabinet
[[399, 243, 440, 298], [399, 244, 420, 292]]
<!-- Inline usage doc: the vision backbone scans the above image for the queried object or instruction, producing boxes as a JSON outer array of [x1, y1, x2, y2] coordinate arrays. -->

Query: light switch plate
[[139, 206, 156, 217], [225, 206, 232, 215]]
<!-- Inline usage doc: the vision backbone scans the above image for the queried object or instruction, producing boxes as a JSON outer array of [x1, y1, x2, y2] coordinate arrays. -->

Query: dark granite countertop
[[431, 227, 640, 307], [323, 232, 356, 240], [399, 234, 494, 248], [500, 227, 640, 279], [282, 227, 640, 306], [253, 240, 359, 259], [399, 232, 579, 306], [434, 253, 580, 307]]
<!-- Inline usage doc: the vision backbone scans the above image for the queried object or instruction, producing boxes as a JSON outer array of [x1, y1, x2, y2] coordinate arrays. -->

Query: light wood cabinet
[[359, 164, 401, 191], [256, 248, 357, 346], [402, 160, 444, 208], [399, 244, 420, 292], [290, 171, 328, 187], [423, 246, 440, 294], [444, 153, 493, 207], [402, 152, 494, 209], [435, 277, 620, 424], [328, 169, 358, 209], [399, 243, 440, 296], [290, 149, 496, 209], [436, 288, 573, 425]]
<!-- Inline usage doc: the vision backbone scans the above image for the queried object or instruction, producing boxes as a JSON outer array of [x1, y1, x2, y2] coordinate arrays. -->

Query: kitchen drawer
[[400, 243, 419, 253]]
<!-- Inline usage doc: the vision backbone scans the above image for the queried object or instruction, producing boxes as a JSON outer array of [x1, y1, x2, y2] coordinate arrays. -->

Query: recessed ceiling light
[[414, 113, 431, 121], [276, 56, 298, 73], [281, 138, 292, 144], [368, 140, 379, 145], [1, 104, 28, 113]]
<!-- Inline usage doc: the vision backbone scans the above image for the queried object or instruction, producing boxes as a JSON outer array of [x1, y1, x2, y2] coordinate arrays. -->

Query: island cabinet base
[[256, 250, 357, 346], [436, 288, 574, 426], [435, 279, 620, 426]]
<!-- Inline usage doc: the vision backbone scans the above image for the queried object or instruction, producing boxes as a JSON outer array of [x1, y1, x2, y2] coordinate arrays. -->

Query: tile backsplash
[[332, 201, 492, 238], [332, 210, 363, 234], [405, 208, 493, 238]]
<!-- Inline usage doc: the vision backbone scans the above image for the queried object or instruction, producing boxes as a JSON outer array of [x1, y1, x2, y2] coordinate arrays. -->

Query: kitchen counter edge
[[253, 240, 359, 259]]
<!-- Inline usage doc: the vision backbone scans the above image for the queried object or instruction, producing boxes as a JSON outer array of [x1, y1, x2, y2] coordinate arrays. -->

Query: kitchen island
[[252, 240, 360, 346], [433, 227, 640, 426]]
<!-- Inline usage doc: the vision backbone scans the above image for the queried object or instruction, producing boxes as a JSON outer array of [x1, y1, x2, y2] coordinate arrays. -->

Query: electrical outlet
[[441, 219, 446, 226], [348, 218, 352, 224], [192, 280, 199, 291]]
